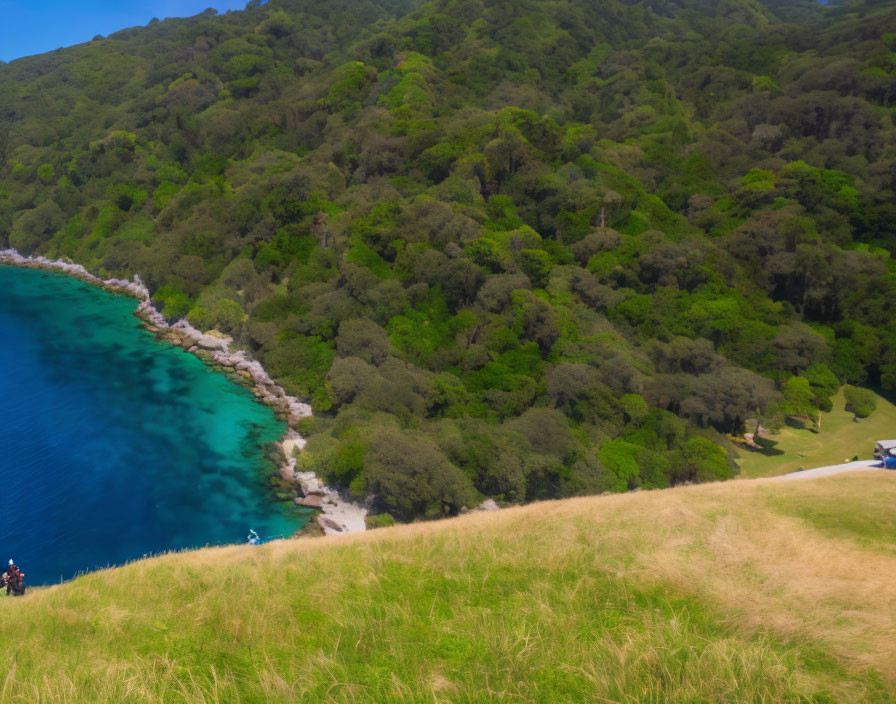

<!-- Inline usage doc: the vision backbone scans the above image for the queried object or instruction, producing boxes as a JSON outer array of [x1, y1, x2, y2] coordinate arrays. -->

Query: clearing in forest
[[736, 387, 896, 479]]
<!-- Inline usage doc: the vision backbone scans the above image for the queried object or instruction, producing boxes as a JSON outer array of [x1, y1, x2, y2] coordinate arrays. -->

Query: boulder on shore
[[296, 471, 322, 496], [279, 458, 298, 482], [296, 495, 326, 509], [318, 514, 346, 534]]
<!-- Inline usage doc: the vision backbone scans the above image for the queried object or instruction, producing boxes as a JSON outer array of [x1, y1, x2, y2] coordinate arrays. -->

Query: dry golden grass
[[2, 471, 896, 702]]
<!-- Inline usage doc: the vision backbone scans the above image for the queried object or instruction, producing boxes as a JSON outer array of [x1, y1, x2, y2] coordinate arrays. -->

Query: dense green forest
[[1, 0, 894, 520]]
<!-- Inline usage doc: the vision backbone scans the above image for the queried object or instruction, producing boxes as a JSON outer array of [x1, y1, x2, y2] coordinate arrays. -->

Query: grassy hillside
[[2, 472, 896, 702], [737, 388, 896, 478]]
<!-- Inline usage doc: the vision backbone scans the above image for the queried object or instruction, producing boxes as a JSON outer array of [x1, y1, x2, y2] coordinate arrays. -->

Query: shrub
[[844, 386, 877, 419], [681, 437, 732, 482], [37, 163, 55, 185], [365, 513, 395, 529]]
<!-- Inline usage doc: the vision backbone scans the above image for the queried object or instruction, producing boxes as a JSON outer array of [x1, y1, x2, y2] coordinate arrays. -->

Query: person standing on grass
[[3, 560, 25, 596]]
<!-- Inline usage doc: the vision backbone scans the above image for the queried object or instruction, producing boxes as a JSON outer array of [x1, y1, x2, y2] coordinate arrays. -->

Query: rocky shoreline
[[0, 248, 367, 536]]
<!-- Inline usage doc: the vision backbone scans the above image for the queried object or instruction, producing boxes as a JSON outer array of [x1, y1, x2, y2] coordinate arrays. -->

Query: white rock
[[320, 502, 368, 532], [299, 475, 321, 496], [279, 458, 298, 482], [318, 514, 346, 535], [281, 430, 306, 458]]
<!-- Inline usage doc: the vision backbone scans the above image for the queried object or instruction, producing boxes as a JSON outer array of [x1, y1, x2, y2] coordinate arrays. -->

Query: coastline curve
[[0, 248, 366, 535]]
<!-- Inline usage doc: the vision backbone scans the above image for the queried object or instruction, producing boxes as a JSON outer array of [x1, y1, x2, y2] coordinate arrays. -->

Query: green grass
[[768, 488, 896, 557], [3, 474, 896, 702], [736, 388, 896, 478]]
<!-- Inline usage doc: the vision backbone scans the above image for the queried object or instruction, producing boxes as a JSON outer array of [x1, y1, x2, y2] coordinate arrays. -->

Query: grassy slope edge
[[2, 473, 896, 702]]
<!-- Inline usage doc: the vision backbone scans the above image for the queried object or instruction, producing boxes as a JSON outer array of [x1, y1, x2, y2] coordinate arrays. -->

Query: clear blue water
[[0, 265, 309, 585]]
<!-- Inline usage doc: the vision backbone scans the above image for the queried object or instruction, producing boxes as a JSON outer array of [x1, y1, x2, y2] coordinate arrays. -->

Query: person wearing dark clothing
[[3, 560, 25, 596]]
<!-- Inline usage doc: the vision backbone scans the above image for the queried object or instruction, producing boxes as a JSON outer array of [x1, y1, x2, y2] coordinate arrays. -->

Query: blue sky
[[0, 1, 251, 62]]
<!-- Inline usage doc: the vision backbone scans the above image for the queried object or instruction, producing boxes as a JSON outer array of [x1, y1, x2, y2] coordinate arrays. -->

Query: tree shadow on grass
[[784, 416, 818, 432], [749, 436, 784, 456]]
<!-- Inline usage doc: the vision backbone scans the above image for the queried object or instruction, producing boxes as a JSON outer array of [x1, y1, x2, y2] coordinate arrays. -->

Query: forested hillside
[[1, 0, 894, 520]]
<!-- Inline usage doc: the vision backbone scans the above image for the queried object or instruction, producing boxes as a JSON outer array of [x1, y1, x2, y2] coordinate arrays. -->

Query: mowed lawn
[[2, 473, 896, 702], [736, 387, 896, 479]]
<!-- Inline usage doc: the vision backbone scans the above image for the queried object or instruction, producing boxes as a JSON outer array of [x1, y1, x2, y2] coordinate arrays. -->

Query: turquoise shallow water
[[0, 265, 309, 585]]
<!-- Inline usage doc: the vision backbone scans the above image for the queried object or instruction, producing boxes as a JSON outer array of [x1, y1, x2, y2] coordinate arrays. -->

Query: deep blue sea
[[0, 265, 309, 585]]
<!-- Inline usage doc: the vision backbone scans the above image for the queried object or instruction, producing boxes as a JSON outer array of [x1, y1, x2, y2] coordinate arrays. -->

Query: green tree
[[681, 437, 732, 483], [37, 163, 55, 185], [364, 429, 476, 520], [780, 376, 819, 428], [843, 385, 877, 419], [518, 249, 552, 288]]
